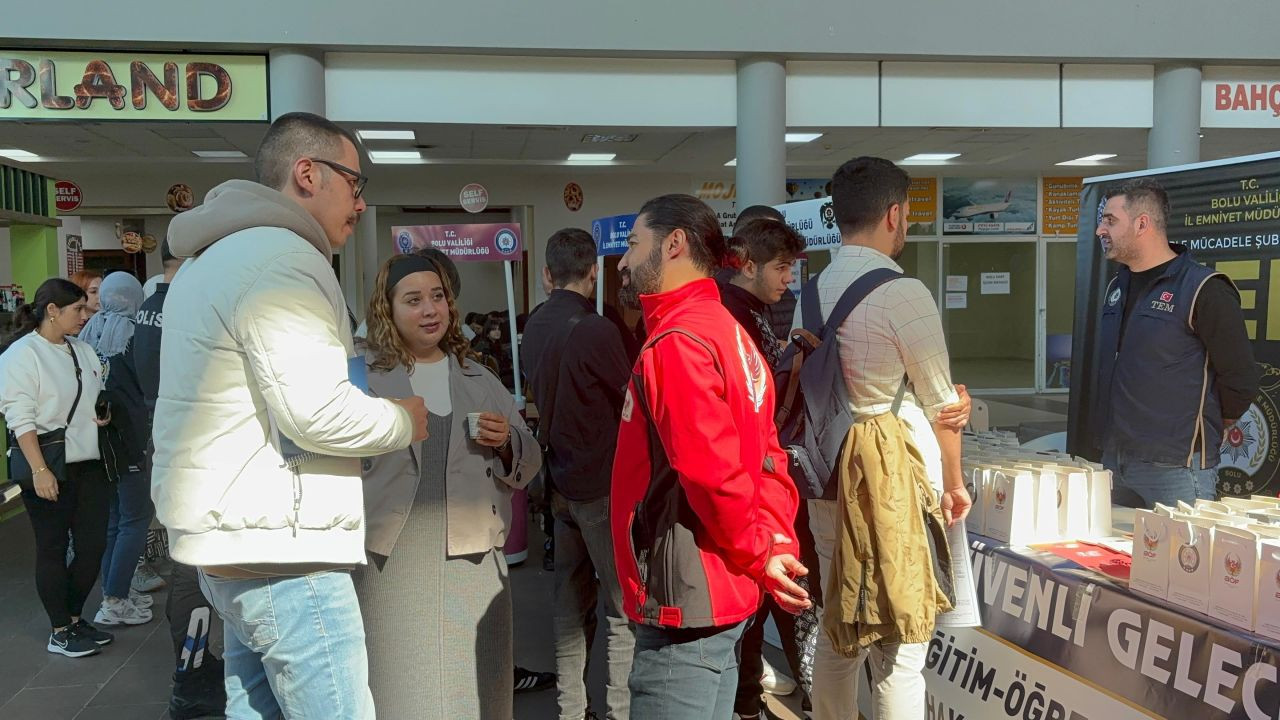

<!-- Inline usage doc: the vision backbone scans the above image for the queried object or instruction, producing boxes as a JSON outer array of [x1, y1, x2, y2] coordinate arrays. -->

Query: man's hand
[[763, 553, 812, 614], [391, 396, 429, 443], [940, 485, 972, 527], [936, 384, 971, 430]]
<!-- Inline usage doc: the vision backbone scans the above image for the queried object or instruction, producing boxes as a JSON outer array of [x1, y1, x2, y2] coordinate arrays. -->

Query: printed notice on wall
[[1041, 177, 1083, 236], [980, 272, 1011, 295], [945, 292, 968, 309], [946, 275, 968, 292]]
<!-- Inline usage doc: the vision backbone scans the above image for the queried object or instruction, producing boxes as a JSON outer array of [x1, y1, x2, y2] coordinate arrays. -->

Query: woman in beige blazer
[[354, 253, 540, 720]]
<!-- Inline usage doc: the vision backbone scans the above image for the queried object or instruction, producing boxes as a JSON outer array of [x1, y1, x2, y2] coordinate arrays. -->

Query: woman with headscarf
[[80, 272, 155, 627], [355, 253, 541, 719]]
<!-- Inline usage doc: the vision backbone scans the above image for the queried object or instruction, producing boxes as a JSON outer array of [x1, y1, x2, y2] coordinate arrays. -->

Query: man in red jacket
[[611, 194, 810, 720]]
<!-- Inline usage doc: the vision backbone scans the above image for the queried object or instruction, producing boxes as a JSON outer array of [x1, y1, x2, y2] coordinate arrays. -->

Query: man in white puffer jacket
[[153, 112, 428, 720]]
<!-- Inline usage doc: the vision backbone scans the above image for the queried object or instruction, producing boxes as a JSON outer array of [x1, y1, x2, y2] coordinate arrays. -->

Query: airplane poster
[[942, 178, 1038, 235]]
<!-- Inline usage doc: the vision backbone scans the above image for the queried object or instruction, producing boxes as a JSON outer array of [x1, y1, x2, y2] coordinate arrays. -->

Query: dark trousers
[[735, 500, 819, 714], [168, 559, 218, 674], [23, 460, 111, 629], [735, 599, 799, 714]]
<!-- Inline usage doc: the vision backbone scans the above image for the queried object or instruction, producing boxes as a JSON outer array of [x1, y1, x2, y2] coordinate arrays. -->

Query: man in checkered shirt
[[797, 156, 972, 720]]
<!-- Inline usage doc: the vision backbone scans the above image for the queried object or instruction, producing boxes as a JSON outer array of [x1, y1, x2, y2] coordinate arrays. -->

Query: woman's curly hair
[[364, 256, 471, 373]]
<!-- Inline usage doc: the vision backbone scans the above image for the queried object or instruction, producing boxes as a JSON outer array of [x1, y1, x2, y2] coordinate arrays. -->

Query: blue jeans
[[628, 620, 747, 720], [100, 469, 154, 598], [552, 491, 634, 720], [199, 570, 374, 720], [1104, 447, 1219, 508]]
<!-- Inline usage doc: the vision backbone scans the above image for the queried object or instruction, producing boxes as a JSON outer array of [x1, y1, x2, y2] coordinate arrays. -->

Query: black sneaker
[[514, 665, 555, 693], [170, 658, 227, 720], [70, 619, 114, 646], [542, 537, 555, 572], [47, 628, 100, 658]]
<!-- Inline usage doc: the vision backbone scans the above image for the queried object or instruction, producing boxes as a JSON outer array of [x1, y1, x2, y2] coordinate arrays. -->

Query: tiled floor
[[0, 514, 802, 720]]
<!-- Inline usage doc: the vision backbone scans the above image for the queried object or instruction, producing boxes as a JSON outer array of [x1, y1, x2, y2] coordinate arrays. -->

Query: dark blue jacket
[[1095, 246, 1233, 468]]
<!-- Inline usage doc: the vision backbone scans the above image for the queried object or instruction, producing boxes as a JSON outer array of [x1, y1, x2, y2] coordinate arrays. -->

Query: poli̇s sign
[[591, 213, 635, 257]]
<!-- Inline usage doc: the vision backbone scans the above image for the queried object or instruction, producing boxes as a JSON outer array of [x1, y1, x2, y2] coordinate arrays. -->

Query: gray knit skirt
[[353, 413, 513, 720]]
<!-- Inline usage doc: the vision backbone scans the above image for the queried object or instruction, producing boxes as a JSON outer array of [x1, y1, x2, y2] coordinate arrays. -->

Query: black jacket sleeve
[[1193, 276, 1260, 421]]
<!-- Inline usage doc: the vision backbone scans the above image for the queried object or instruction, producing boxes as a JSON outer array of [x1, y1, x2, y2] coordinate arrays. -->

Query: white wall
[[327, 54, 737, 127]]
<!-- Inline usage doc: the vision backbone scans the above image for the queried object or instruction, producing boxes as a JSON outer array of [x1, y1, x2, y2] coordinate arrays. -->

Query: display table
[[917, 534, 1280, 720]]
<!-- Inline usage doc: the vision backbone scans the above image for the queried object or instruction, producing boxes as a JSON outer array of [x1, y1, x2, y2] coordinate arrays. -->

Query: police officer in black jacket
[[134, 241, 227, 720], [1095, 178, 1260, 507]]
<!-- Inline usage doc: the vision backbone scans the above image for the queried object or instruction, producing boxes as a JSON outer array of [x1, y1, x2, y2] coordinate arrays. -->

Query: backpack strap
[[820, 267, 904, 338]]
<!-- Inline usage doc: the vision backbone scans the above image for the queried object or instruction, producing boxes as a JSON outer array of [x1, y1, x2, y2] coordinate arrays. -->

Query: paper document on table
[[936, 521, 982, 627]]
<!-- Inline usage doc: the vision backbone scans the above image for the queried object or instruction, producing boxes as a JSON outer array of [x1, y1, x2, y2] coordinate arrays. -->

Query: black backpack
[[774, 268, 904, 500]]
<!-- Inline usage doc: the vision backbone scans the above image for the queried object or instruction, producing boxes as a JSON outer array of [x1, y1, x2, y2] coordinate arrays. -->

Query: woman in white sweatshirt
[[0, 278, 113, 658]]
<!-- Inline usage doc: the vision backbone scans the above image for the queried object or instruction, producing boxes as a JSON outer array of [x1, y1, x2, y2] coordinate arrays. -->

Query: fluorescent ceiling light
[[724, 158, 737, 167], [0, 148, 38, 160], [567, 153, 616, 163], [902, 153, 961, 164], [369, 150, 423, 163], [1056, 153, 1117, 166], [358, 129, 416, 141], [785, 133, 823, 143], [192, 150, 247, 158]]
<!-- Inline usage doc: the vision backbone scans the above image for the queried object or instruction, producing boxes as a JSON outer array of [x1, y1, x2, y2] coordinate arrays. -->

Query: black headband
[[387, 254, 444, 292]]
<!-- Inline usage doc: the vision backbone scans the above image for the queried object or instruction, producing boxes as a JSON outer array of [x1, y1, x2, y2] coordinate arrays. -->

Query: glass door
[[941, 239, 1038, 391], [1041, 239, 1077, 392]]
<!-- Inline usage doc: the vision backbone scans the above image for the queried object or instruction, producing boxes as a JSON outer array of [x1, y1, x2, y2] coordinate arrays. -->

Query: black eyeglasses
[[309, 158, 368, 199]]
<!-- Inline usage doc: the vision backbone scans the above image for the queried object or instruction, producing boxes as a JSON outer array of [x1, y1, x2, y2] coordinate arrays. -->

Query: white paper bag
[[1209, 527, 1259, 631], [1167, 514, 1214, 614], [984, 469, 1038, 545], [1130, 509, 1171, 600], [1256, 539, 1280, 643]]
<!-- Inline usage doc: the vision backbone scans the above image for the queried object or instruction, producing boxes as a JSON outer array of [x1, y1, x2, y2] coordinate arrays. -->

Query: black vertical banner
[[1069, 153, 1280, 498]]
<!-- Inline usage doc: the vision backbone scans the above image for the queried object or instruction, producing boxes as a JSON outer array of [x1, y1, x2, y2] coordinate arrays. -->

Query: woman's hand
[[473, 412, 510, 448], [34, 468, 58, 502]]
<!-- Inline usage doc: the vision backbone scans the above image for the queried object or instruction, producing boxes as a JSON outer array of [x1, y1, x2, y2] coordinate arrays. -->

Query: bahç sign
[[53, 180, 81, 212], [0, 51, 268, 121], [393, 223, 522, 262], [1202, 68, 1280, 129]]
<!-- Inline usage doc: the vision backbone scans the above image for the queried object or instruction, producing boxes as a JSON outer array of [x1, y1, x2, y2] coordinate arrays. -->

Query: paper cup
[[467, 412, 484, 439]]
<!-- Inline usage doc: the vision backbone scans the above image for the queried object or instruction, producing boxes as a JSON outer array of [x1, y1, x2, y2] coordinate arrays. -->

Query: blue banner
[[591, 213, 635, 257]]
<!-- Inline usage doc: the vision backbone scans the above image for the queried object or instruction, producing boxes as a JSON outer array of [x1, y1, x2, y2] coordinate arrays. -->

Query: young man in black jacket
[[521, 228, 635, 720], [718, 218, 815, 719], [134, 241, 226, 720]]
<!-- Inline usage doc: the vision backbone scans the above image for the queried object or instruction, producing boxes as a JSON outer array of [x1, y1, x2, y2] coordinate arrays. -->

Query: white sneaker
[[131, 563, 166, 593], [760, 657, 797, 696], [128, 588, 154, 609], [94, 596, 153, 626]]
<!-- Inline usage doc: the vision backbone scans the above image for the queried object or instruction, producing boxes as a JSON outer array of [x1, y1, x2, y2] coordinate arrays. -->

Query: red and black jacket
[[611, 278, 798, 629]]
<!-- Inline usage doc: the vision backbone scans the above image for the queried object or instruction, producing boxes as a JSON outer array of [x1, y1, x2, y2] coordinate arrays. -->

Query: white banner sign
[[774, 196, 841, 251], [880, 626, 1153, 720]]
